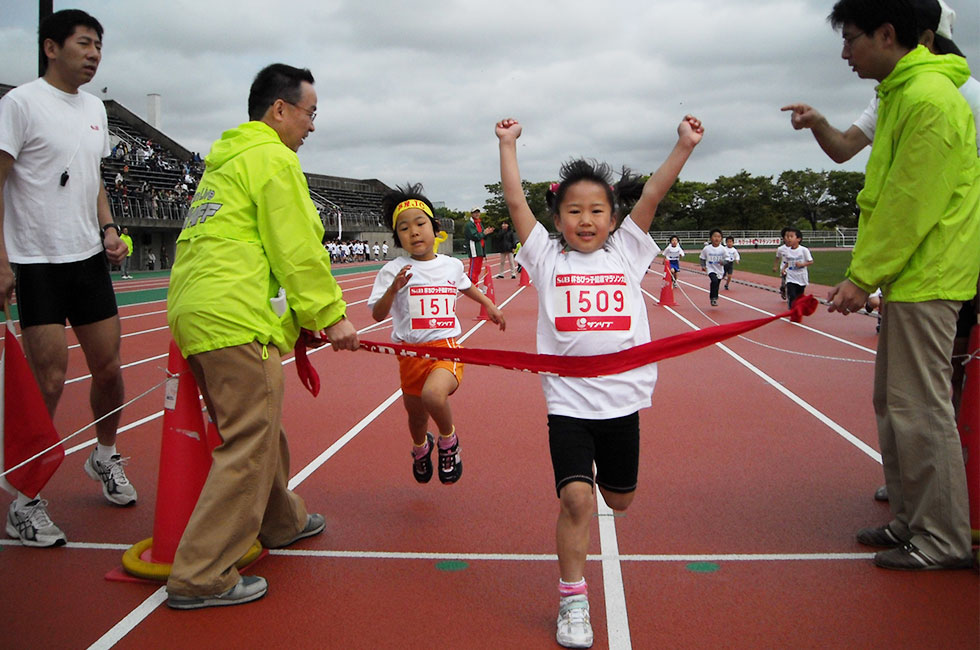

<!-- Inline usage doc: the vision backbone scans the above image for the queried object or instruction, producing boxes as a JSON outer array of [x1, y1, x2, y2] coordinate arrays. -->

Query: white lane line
[[644, 290, 881, 465], [66, 353, 169, 385], [87, 588, 168, 650], [645, 287, 881, 463], [68, 325, 171, 351], [670, 278, 876, 355], [597, 492, 632, 650], [0, 539, 873, 563]]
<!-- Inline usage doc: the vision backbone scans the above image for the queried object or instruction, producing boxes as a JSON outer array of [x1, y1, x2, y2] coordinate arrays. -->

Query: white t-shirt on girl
[[368, 254, 473, 344], [516, 217, 660, 420]]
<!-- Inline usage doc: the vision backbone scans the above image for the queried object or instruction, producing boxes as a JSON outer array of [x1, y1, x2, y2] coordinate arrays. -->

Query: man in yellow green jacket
[[826, 0, 978, 571], [119, 227, 133, 279], [165, 64, 359, 609]]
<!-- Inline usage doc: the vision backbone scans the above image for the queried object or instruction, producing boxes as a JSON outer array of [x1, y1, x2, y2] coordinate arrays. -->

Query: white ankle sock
[[96, 444, 117, 462]]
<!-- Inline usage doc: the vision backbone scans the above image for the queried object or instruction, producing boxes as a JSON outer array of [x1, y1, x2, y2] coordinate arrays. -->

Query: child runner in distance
[[723, 235, 740, 290], [773, 227, 790, 300], [662, 235, 685, 287], [496, 115, 703, 649], [699, 228, 725, 306], [368, 185, 505, 484], [781, 227, 813, 308]]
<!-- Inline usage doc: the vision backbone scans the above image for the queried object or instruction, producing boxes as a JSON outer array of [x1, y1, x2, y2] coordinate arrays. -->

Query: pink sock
[[438, 430, 457, 450], [559, 578, 587, 598], [412, 438, 431, 459]]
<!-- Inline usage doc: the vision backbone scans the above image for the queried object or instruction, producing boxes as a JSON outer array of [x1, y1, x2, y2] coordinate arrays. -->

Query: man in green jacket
[[464, 207, 494, 283], [826, 0, 978, 571], [165, 64, 359, 609]]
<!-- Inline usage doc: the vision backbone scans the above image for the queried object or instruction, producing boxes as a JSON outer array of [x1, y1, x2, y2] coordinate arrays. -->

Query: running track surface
[[1, 259, 977, 649]]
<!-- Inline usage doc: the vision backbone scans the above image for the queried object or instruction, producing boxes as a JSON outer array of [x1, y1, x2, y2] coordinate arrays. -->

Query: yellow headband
[[392, 199, 433, 228]]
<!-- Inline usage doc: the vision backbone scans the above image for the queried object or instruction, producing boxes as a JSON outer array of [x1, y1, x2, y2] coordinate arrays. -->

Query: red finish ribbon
[[359, 295, 818, 377]]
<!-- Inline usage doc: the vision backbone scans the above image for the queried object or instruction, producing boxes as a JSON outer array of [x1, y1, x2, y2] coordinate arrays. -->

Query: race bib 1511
[[409, 285, 458, 330]]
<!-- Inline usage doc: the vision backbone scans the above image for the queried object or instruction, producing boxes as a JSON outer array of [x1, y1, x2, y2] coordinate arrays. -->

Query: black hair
[[380, 183, 439, 248], [669, 235, 679, 243], [780, 226, 790, 236], [248, 64, 315, 121], [725, 236, 735, 243], [710, 228, 723, 238], [788, 227, 803, 241], [829, 0, 918, 50], [545, 159, 644, 223], [39, 9, 103, 74]]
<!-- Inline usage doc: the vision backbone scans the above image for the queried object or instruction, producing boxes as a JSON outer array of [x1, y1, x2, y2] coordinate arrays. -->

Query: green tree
[[776, 168, 831, 231], [706, 171, 776, 230], [658, 179, 711, 231], [823, 170, 864, 228], [483, 180, 554, 233]]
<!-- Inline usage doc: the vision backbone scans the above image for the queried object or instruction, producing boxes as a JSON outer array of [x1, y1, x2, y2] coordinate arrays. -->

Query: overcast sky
[[2, 0, 978, 211]]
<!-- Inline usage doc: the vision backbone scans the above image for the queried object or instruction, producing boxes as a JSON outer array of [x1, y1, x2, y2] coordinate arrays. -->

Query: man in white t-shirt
[[0, 10, 136, 548]]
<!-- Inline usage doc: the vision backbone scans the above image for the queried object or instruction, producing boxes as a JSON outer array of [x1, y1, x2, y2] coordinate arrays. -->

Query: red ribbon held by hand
[[294, 329, 327, 396]]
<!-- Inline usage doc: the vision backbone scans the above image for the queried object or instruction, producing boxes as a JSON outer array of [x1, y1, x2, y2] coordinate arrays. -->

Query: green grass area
[[731, 249, 852, 287]]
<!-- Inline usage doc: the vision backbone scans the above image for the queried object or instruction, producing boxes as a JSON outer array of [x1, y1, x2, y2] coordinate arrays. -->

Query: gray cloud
[[3, 0, 977, 211]]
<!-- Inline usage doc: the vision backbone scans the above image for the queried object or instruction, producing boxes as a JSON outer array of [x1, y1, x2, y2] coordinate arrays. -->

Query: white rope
[[671, 280, 875, 365], [0, 373, 171, 480]]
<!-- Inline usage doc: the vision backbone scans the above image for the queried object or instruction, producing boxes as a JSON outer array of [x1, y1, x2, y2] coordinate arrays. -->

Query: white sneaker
[[6, 499, 67, 547], [84, 451, 138, 505], [556, 594, 593, 648]]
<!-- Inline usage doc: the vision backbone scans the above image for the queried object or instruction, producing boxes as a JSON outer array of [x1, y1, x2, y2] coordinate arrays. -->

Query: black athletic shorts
[[723, 262, 734, 275], [14, 252, 118, 328], [548, 412, 640, 498]]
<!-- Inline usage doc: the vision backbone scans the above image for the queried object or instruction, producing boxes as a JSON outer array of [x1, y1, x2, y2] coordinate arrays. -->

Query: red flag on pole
[[0, 314, 64, 498]]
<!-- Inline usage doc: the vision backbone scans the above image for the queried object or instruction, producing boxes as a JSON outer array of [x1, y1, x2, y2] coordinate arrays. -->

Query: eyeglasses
[[285, 101, 317, 123], [842, 32, 867, 48]]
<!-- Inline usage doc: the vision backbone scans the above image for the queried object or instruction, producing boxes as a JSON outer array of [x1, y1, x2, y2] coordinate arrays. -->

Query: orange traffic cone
[[518, 266, 530, 287], [658, 258, 677, 307], [958, 325, 979, 543], [477, 265, 497, 321], [114, 341, 260, 582]]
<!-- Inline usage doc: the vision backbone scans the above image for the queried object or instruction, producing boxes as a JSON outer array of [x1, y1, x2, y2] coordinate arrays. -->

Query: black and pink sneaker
[[412, 433, 434, 484], [438, 435, 462, 484]]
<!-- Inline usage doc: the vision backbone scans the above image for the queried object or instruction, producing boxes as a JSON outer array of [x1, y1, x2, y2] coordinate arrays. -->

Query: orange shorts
[[397, 338, 464, 397]]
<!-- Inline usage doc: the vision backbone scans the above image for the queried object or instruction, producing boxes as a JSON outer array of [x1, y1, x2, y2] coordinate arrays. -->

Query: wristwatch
[[101, 223, 120, 239]]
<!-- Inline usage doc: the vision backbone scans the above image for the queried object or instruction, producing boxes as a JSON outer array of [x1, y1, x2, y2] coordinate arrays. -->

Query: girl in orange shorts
[[368, 184, 505, 483]]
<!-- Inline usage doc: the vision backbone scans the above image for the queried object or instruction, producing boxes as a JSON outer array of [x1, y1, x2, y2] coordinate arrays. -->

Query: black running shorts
[[548, 412, 640, 498], [14, 252, 118, 328]]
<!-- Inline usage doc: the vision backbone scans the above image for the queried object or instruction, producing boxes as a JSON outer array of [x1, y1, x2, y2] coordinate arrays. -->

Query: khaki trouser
[[167, 342, 308, 596], [874, 300, 971, 560]]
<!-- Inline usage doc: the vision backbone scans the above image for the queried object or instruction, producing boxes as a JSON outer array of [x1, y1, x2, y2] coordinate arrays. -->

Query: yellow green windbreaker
[[846, 46, 979, 302], [167, 121, 346, 356]]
